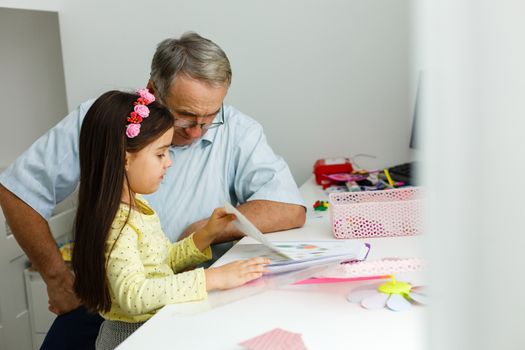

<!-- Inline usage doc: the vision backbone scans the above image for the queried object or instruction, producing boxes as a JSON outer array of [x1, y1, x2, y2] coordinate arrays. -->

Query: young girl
[[72, 90, 270, 350]]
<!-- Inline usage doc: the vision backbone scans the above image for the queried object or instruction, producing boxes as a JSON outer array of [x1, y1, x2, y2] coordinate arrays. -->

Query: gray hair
[[150, 32, 232, 102]]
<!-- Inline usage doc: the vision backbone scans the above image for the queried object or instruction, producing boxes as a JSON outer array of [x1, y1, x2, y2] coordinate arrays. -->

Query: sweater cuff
[[188, 233, 212, 260], [194, 267, 208, 298]]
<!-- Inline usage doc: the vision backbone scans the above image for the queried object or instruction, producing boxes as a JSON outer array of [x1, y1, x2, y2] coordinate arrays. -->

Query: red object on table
[[313, 158, 353, 185]]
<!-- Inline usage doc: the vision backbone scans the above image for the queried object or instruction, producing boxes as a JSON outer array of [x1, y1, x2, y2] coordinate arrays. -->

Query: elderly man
[[0, 32, 305, 349]]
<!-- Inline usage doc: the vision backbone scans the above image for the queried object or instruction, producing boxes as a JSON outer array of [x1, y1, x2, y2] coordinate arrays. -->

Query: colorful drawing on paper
[[272, 241, 351, 261]]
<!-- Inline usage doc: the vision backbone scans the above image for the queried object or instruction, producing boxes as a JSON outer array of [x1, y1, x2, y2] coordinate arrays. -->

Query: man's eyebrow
[[175, 107, 221, 118]]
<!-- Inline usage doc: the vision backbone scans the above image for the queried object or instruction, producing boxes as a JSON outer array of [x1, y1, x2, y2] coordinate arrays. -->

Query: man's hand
[[0, 185, 82, 315], [47, 269, 81, 314]]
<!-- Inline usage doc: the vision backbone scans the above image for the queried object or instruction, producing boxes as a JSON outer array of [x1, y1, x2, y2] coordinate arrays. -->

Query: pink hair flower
[[126, 123, 141, 138], [125, 88, 155, 138], [127, 113, 143, 124], [134, 104, 150, 118], [136, 88, 155, 104]]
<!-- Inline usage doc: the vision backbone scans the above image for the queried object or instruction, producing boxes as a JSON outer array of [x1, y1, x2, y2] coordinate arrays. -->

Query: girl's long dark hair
[[72, 90, 173, 313]]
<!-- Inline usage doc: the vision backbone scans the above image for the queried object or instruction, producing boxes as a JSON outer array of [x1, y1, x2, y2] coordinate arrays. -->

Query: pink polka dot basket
[[329, 187, 424, 239]]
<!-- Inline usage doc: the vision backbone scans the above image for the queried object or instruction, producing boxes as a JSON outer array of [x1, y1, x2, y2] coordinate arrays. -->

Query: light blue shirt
[[0, 100, 304, 241]]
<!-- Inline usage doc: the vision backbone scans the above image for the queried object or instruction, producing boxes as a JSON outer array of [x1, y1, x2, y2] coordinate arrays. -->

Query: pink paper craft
[[293, 275, 390, 285], [239, 328, 308, 350]]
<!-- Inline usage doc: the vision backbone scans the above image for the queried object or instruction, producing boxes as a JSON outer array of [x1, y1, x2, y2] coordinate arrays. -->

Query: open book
[[223, 203, 370, 273]]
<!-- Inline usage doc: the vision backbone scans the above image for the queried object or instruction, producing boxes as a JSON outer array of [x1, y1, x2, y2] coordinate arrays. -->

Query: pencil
[[383, 168, 395, 187]]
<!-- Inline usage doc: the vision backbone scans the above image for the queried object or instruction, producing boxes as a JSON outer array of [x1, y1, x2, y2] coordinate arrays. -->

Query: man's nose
[[184, 126, 203, 138]]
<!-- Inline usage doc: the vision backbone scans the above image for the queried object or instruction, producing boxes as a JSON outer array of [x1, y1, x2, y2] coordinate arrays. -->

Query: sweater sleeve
[[169, 233, 212, 272], [105, 225, 208, 316]]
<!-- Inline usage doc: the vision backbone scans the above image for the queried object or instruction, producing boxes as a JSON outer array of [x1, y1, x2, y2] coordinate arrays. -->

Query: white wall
[[0, 0, 59, 12], [57, 0, 413, 185], [0, 7, 67, 167]]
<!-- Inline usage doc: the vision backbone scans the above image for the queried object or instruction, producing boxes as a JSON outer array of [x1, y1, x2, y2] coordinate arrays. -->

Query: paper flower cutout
[[347, 275, 428, 311]]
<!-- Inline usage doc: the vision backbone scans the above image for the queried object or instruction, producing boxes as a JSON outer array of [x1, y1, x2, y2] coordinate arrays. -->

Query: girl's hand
[[193, 207, 235, 251], [205, 257, 271, 290], [202, 207, 236, 240]]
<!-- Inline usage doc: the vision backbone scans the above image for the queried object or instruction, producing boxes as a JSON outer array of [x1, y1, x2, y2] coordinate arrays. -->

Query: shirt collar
[[200, 126, 218, 144], [200, 109, 224, 144]]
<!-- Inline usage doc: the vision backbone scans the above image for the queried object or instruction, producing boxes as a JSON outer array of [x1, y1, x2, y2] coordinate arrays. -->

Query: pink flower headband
[[126, 88, 156, 138]]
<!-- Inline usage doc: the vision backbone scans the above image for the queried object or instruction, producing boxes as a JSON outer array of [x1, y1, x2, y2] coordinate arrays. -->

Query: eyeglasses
[[172, 104, 224, 131]]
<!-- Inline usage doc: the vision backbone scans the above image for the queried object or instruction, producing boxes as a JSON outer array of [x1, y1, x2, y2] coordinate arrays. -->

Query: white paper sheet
[[217, 241, 369, 274], [223, 203, 370, 273], [224, 202, 292, 258]]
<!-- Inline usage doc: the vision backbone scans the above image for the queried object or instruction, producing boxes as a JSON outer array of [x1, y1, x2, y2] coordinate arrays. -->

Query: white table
[[118, 178, 426, 350]]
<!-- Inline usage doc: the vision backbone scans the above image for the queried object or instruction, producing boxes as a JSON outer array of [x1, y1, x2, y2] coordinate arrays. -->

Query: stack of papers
[[224, 203, 370, 273]]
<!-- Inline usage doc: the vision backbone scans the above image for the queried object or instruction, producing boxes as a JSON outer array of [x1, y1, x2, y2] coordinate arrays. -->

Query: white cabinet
[[0, 205, 76, 350], [24, 269, 55, 350], [21, 207, 76, 350], [0, 218, 34, 350]]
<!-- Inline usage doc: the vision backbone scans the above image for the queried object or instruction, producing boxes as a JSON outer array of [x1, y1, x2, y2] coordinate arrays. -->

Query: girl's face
[[125, 128, 174, 195]]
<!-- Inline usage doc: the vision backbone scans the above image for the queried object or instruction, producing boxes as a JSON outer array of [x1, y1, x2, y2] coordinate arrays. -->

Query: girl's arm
[[168, 233, 212, 272], [106, 226, 207, 316], [168, 207, 235, 271]]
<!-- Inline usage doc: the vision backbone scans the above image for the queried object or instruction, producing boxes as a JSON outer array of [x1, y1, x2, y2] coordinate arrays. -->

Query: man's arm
[[180, 199, 306, 243], [0, 185, 80, 314]]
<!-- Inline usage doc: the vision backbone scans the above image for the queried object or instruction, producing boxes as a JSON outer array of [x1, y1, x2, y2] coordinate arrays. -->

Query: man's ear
[[147, 80, 156, 97]]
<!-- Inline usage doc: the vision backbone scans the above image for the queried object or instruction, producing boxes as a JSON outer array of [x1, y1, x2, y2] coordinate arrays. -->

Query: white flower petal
[[361, 292, 389, 310], [386, 293, 412, 311], [346, 288, 378, 303], [411, 285, 428, 295], [408, 291, 429, 305]]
